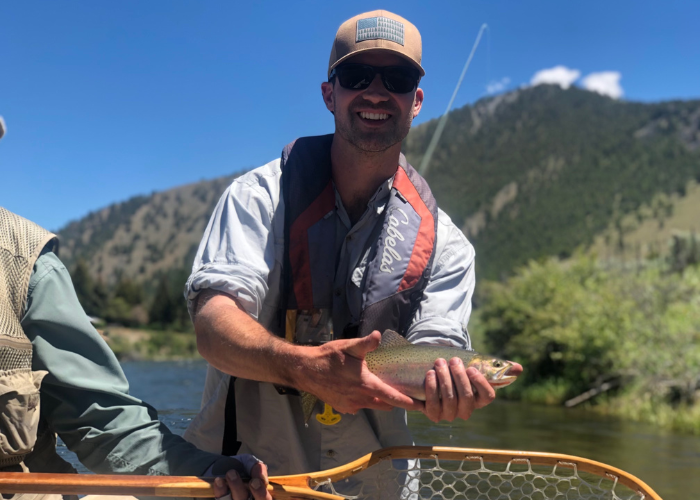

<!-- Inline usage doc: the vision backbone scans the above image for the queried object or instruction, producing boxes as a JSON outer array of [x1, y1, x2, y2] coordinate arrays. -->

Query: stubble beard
[[335, 96, 415, 154]]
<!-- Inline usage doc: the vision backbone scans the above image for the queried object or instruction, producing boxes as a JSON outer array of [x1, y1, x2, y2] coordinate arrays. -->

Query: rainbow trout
[[301, 329, 520, 422]]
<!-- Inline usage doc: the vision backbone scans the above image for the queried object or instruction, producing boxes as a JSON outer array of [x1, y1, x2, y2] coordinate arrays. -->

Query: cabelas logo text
[[380, 208, 409, 273]]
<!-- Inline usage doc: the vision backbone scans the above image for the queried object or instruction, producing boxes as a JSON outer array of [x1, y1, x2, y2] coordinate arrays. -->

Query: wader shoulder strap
[[278, 138, 438, 339], [279, 135, 334, 318], [358, 157, 438, 337]]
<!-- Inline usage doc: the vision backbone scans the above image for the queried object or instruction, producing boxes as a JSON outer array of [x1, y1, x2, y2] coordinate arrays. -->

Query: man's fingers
[[365, 372, 422, 411], [250, 463, 272, 500], [467, 367, 496, 409], [213, 477, 230, 500], [450, 358, 475, 420], [424, 369, 441, 422], [507, 361, 524, 377], [363, 398, 396, 412], [369, 397, 397, 411], [344, 331, 381, 359], [224, 469, 250, 500], [335, 397, 393, 414], [435, 359, 457, 422]]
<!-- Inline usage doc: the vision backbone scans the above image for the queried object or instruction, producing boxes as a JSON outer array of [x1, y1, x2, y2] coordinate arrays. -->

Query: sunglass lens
[[337, 66, 375, 90], [382, 67, 418, 94]]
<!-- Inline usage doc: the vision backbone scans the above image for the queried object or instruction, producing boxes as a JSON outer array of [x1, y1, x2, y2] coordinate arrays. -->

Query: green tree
[[149, 275, 175, 327], [669, 232, 700, 273], [104, 297, 132, 325], [473, 254, 700, 423], [103, 276, 147, 326], [70, 259, 104, 317], [168, 267, 193, 330], [114, 276, 143, 306]]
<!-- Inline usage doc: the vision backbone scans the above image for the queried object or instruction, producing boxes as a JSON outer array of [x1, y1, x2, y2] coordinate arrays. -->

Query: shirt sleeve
[[21, 251, 224, 476], [185, 159, 282, 320], [405, 211, 475, 350]]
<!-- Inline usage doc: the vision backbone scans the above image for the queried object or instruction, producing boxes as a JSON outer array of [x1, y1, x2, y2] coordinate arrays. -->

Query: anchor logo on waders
[[316, 403, 341, 425]]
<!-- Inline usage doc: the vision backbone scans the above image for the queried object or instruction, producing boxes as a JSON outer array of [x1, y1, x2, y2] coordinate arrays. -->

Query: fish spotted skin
[[301, 330, 520, 422]]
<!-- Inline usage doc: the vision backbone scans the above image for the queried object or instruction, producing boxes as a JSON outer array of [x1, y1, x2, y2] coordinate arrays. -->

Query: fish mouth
[[490, 376, 517, 389], [489, 363, 521, 389]]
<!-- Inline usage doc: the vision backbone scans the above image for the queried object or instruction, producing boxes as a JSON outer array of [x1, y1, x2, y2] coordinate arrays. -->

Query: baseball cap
[[328, 10, 425, 78]]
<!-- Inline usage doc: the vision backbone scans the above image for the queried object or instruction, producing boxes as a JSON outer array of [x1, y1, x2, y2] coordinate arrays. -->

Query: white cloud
[[530, 66, 581, 89], [581, 71, 623, 99], [486, 77, 511, 95]]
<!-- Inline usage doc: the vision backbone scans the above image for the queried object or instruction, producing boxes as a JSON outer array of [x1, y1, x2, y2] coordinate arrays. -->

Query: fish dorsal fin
[[379, 329, 411, 349]]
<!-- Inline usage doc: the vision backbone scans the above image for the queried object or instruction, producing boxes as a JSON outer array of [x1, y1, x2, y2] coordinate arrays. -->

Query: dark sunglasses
[[329, 63, 420, 94]]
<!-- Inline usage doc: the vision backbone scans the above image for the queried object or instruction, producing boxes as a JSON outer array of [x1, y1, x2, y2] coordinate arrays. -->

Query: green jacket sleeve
[[20, 251, 224, 476]]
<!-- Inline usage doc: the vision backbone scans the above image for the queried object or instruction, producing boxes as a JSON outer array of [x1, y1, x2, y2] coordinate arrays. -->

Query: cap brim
[[328, 47, 425, 79]]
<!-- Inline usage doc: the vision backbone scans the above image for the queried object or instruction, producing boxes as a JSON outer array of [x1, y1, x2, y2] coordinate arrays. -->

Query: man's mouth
[[358, 111, 391, 121]]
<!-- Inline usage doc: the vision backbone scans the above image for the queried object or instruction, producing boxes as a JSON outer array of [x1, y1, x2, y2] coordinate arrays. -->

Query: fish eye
[[493, 360, 502, 368]]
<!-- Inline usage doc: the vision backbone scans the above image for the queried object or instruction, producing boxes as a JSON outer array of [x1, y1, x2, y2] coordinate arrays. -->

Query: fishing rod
[[418, 23, 489, 177]]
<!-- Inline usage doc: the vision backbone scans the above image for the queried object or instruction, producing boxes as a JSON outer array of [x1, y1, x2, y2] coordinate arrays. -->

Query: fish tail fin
[[300, 391, 318, 423]]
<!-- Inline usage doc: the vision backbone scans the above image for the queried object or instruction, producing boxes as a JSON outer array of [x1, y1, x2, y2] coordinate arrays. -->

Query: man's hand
[[296, 331, 422, 415], [422, 357, 496, 423], [213, 457, 272, 500], [194, 294, 420, 414]]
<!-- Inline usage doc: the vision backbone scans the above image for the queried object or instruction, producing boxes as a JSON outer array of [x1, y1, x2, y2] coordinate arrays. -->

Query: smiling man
[[183, 10, 502, 477]]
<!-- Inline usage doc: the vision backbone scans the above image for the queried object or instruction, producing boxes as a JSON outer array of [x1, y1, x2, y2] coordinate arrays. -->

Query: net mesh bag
[[313, 453, 649, 500]]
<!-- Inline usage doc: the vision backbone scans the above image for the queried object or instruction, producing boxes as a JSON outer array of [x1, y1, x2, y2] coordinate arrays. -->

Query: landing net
[[311, 451, 654, 500]]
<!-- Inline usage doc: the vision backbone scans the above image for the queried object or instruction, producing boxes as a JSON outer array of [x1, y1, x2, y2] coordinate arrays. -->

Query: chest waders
[[221, 135, 438, 454]]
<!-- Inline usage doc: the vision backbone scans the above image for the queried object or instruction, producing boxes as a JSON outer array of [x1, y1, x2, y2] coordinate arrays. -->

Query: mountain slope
[[59, 174, 237, 288], [403, 85, 700, 278]]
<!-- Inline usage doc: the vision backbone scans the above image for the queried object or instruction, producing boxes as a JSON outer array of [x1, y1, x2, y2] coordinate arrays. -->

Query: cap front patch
[[356, 16, 404, 46]]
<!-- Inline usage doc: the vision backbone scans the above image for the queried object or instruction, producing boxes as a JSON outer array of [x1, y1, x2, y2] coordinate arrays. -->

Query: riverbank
[[471, 255, 700, 435], [101, 326, 200, 361], [593, 391, 700, 435]]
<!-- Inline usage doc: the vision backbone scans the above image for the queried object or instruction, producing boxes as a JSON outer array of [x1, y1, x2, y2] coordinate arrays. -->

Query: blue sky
[[1, 0, 698, 231]]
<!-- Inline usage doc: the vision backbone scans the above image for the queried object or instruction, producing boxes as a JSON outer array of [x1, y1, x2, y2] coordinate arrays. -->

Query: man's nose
[[361, 74, 390, 103]]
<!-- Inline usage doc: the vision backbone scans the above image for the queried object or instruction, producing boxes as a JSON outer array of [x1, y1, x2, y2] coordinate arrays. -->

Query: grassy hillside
[[590, 180, 700, 261]]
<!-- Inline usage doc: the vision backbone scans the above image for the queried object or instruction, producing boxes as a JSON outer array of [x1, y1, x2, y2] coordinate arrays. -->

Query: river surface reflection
[[57, 360, 698, 499]]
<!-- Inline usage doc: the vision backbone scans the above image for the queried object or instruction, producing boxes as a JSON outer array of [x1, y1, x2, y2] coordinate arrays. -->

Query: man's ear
[[413, 87, 424, 118], [321, 81, 335, 114]]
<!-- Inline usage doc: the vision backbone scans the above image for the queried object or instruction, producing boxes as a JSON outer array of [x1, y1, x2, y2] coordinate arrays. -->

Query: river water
[[57, 360, 699, 500]]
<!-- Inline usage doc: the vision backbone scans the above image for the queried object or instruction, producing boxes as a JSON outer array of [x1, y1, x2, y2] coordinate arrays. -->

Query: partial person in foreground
[[0, 205, 270, 500], [184, 9, 522, 478], [0, 119, 270, 500]]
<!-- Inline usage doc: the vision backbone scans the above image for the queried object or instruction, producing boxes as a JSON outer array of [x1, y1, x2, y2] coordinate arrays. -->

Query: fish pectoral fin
[[300, 391, 319, 423], [379, 329, 411, 348]]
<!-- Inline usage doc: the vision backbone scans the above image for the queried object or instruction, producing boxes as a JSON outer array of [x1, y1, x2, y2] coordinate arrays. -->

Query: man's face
[[321, 52, 424, 153]]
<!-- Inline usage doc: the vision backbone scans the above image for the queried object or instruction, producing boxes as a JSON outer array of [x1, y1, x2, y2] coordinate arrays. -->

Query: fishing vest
[[277, 134, 439, 342], [0, 207, 56, 470]]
